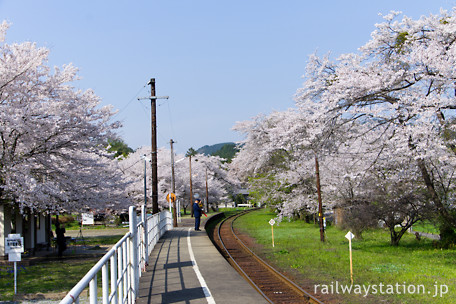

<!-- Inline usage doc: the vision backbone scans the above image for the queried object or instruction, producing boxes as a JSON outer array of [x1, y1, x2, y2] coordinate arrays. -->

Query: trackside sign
[[5, 234, 24, 254]]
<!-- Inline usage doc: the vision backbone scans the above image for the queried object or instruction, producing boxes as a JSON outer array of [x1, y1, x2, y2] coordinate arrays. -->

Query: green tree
[[186, 147, 197, 157], [108, 138, 134, 159], [211, 143, 239, 163]]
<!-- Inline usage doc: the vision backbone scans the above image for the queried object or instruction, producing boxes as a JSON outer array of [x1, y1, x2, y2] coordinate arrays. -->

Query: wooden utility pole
[[315, 154, 325, 242], [170, 139, 178, 227], [149, 78, 159, 214], [138, 78, 168, 214]]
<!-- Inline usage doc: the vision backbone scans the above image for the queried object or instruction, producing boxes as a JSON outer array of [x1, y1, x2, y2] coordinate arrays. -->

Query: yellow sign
[[166, 193, 176, 202]]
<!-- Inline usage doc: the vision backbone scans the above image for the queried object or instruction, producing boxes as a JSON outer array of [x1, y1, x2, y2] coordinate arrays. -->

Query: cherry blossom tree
[[231, 107, 436, 245], [296, 9, 456, 231], [326, 123, 435, 244], [229, 9, 456, 245], [0, 21, 129, 213], [230, 110, 322, 221]]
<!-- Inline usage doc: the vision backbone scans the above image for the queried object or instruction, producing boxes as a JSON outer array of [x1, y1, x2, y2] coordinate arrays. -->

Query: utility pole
[[138, 78, 169, 214], [315, 154, 325, 242], [170, 139, 177, 227], [149, 78, 159, 214]]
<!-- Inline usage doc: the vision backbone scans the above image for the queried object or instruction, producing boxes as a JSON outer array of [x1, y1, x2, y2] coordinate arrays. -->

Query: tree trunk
[[388, 222, 415, 246], [416, 158, 454, 226], [390, 229, 401, 246]]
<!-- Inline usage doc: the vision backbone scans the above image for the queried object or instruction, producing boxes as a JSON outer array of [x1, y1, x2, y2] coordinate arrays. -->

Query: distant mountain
[[197, 142, 239, 162], [197, 142, 234, 155]]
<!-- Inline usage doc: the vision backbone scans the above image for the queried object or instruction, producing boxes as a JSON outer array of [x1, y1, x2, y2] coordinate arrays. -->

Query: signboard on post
[[82, 212, 94, 225], [166, 193, 176, 202], [5, 234, 24, 254], [345, 231, 355, 284], [5, 234, 24, 295], [166, 193, 177, 213], [8, 252, 21, 262], [345, 231, 354, 241], [269, 219, 276, 247]]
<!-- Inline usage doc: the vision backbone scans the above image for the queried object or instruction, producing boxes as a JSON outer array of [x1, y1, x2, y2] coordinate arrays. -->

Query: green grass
[[0, 259, 98, 301], [234, 209, 456, 304]]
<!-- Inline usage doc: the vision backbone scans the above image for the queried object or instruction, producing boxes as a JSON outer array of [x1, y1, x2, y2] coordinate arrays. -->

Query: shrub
[[439, 222, 456, 248]]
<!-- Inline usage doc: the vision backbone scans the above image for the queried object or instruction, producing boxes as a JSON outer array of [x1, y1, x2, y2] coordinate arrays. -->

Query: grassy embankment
[[234, 208, 456, 304]]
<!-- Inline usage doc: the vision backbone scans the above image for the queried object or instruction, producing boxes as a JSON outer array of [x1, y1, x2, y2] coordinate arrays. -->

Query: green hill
[[197, 142, 239, 162], [197, 142, 231, 155]]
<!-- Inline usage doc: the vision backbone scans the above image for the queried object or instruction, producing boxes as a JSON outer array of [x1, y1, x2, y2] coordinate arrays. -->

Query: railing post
[[126, 238, 131, 304], [118, 244, 124, 303], [142, 205, 148, 266], [178, 200, 181, 223], [102, 264, 109, 304], [154, 214, 158, 246], [90, 276, 97, 304], [129, 206, 139, 300], [110, 253, 118, 304], [147, 215, 152, 256]]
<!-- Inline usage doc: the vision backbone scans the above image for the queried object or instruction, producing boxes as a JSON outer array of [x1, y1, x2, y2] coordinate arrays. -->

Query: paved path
[[137, 216, 268, 304]]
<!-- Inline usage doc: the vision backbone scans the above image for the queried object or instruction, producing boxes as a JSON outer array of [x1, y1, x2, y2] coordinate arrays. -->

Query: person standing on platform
[[193, 198, 203, 231]]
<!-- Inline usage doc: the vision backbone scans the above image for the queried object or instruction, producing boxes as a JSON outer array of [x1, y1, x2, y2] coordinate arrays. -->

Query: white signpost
[[345, 231, 355, 285], [5, 234, 24, 294], [269, 219, 276, 247], [82, 212, 94, 225]]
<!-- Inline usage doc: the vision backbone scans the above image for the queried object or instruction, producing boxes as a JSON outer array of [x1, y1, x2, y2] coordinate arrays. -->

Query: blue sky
[[0, 0, 455, 153]]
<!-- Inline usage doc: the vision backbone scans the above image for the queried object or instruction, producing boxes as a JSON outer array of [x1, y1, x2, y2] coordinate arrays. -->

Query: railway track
[[215, 210, 324, 304]]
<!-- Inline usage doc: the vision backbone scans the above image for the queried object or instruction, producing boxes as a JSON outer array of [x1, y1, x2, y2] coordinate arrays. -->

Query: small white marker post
[[345, 231, 355, 285], [5, 234, 24, 295], [269, 219, 276, 247]]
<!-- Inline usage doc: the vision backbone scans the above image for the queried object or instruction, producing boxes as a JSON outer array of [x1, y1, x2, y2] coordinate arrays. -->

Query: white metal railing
[[60, 206, 173, 304]]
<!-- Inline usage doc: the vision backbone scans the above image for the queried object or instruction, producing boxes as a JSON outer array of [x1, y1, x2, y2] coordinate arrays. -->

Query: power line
[[167, 98, 176, 140], [118, 159, 142, 174], [114, 83, 148, 117]]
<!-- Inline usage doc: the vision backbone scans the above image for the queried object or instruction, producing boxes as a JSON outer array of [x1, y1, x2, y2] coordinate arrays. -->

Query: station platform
[[137, 215, 268, 304]]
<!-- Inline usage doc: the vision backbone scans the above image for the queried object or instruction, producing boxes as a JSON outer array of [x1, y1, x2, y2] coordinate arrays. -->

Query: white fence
[[60, 206, 173, 304]]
